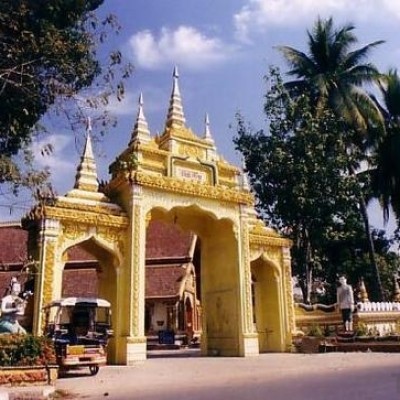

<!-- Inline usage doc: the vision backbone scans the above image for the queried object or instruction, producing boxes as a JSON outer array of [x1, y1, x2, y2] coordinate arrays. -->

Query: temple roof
[[145, 264, 185, 298], [0, 220, 195, 266], [0, 223, 28, 265], [146, 220, 194, 261]]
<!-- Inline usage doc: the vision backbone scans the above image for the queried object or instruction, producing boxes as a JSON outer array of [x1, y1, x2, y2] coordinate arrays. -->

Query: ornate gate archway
[[23, 69, 294, 364]]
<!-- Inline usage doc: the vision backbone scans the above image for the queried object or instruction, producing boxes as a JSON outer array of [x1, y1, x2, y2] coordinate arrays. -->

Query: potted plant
[[300, 324, 324, 353], [355, 322, 371, 342]]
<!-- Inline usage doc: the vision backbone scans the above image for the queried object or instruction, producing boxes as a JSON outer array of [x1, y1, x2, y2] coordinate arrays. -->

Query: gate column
[[32, 219, 62, 335], [238, 208, 259, 356], [117, 184, 147, 364]]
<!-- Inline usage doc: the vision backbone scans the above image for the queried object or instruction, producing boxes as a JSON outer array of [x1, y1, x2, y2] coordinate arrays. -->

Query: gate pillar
[[115, 184, 147, 364]]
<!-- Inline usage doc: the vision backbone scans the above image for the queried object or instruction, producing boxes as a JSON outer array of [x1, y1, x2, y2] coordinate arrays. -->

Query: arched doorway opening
[[144, 219, 202, 349], [148, 205, 242, 356], [251, 256, 284, 352], [60, 237, 120, 362]]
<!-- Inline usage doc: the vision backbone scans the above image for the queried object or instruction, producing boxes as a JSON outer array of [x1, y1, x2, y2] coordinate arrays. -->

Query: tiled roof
[[145, 264, 184, 298], [0, 223, 27, 265], [0, 220, 194, 265], [146, 220, 194, 260]]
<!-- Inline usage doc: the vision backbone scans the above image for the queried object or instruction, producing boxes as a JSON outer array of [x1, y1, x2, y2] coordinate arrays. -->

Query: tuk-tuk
[[43, 297, 113, 376]]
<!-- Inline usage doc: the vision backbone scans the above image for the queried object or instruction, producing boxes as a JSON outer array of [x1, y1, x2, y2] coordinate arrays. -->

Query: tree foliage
[[371, 69, 400, 230], [277, 16, 384, 134], [235, 67, 399, 302], [277, 16, 387, 300], [0, 0, 132, 205], [235, 68, 365, 302]]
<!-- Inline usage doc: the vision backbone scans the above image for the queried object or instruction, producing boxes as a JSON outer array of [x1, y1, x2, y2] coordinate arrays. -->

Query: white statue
[[336, 275, 355, 332], [0, 277, 27, 334]]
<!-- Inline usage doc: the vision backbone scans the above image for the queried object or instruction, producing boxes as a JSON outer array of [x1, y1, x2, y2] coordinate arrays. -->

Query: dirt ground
[[55, 349, 400, 400]]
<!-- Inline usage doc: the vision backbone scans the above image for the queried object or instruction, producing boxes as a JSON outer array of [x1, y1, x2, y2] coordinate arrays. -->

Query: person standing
[[336, 275, 355, 332]]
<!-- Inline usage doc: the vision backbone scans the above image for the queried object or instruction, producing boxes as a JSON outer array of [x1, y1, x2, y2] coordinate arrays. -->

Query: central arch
[[149, 204, 242, 356]]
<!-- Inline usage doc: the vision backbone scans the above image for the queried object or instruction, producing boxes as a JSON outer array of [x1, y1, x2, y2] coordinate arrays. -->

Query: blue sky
[[2, 0, 400, 234]]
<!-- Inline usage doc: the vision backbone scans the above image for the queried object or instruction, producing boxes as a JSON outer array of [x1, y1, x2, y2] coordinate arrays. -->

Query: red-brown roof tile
[[0, 223, 27, 265], [145, 264, 184, 298], [146, 221, 194, 260]]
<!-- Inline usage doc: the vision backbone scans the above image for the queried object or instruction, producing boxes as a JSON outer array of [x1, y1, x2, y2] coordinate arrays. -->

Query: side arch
[[251, 254, 285, 352]]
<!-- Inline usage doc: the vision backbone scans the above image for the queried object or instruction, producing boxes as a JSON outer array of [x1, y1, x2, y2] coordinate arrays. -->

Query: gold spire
[[130, 92, 151, 145], [203, 113, 214, 144], [240, 158, 250, 191], [165, 66, 186, 128], [358, 277, 369, 303], [73, 118, 99, 193]]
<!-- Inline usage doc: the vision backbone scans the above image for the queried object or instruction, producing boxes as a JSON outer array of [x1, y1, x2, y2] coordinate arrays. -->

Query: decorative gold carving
[[132, 171, 253, 205], [62, 222, 88, 240], [250, 233, 291, 248], [41, 240, 55, 331], [160, 126, 206, 145], [264, 246, 282, 264], [250, 221, 281, 237], [241, 223, 254, 333], [284, 260, 295, 334], [43, 205, 129, 229], [54, 200, 126, 217], [132, 205, 141, 336], [178, 144, 205, 159], [145, 211, 152, 228], [126, 336, 147, 344]]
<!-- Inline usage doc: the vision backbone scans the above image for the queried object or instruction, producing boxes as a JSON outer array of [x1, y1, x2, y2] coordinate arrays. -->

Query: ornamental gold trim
[[42, 206, 129, 228], [55, 199, 126, 217], [126, 336, 147, 344], [249, 234, 291, 248], [159, 126, 208, 146], [132, 171, 253, 205]]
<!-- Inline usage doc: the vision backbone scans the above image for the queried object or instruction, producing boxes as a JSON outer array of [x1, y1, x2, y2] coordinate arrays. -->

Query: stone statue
[[336, 275, 355, 332], [0, 277, 27, 334]]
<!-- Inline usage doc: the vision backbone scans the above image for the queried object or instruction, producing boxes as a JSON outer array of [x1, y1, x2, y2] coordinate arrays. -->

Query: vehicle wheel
[[89, 365, 99, 376]]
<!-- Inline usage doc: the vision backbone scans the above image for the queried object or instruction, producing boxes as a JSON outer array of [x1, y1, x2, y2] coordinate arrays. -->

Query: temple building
[[2, 68, 294, 364]]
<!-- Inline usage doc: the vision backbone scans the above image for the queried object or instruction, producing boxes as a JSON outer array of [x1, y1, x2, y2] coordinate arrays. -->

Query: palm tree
[[278, 17, 385, 300], [278, 17, 384, 132], [371, 69, 400, 225]]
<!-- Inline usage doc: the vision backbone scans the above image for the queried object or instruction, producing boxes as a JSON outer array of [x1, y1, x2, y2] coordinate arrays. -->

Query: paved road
[[55, 350, 400, 400]]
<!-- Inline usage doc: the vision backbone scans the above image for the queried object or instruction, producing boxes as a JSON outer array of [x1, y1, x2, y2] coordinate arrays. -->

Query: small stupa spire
[[358, 277, 369, 303], [165, 66, 186, 128], [73, 117, 99, 192], [203, 113, 215, 143], [130, 92, 151, 145], [240, 157, 250, 191]]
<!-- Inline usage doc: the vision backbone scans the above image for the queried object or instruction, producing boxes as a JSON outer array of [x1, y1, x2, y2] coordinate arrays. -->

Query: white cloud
[[234, 0, 400, 42], [128, 25, 233, 70], [105, 92, 136, 116], [32, 134, 75, 190]]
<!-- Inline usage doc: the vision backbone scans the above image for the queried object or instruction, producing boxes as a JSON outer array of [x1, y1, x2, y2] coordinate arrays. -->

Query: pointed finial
[[73, 130, 99, 192], [241, 157, 250, 191], [358, 277, 369, 303], [165, 66, 186, 128], [86, 116, 92, 133], [204, 113, 215, 143], [130, 92, 151, 145], [173, 65, 179, 80]]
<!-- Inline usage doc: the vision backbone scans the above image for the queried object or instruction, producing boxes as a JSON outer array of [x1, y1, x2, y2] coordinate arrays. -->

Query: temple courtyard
[[52, 350, 400, 400]]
